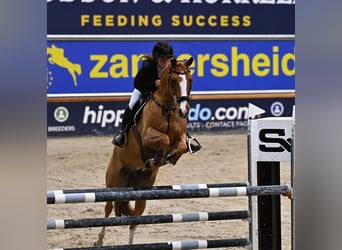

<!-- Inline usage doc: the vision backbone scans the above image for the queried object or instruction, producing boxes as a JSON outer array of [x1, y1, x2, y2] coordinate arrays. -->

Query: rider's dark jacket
[[133, 59, 160, 96]]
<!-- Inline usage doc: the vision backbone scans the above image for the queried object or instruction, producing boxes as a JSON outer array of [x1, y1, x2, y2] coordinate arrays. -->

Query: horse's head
[[166, 57, 193, 118]]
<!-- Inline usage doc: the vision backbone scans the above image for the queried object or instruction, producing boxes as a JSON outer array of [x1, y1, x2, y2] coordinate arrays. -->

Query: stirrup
[[186, 134, 202, 154]]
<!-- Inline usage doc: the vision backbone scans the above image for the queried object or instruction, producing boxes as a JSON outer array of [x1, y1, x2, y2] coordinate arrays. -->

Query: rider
[[112, 41, 202, 154]]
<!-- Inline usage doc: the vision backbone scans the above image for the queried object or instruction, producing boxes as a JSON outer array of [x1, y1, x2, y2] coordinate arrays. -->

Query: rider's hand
[[155, 79, 161, 87]]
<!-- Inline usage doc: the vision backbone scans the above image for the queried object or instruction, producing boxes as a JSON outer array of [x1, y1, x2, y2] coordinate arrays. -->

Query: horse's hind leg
[[93, 201, 114, 246], [128, 200, 147, 244], [127, 170, 157, 244], [129, 225, 137, 244]]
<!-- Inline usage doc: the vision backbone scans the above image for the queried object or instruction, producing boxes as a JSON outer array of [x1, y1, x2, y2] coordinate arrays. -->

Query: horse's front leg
[[142, 127, 170, 168], [177, 132, 188, 154], [166, 132, 188, 165]]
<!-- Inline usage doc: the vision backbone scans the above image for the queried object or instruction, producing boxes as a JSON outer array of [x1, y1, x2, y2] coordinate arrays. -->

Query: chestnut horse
[[94, 57, 194, 246]]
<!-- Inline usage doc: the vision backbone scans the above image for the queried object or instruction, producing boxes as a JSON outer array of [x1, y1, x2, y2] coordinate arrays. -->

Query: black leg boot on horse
[[112, 107, 134, 147]]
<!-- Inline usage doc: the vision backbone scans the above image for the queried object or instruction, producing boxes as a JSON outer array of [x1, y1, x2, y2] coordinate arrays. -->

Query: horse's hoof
[[155, 148, 163, 163], [145, 158, 154, 169], [93, 240, 103, 247], [165, 154, 174, 163]]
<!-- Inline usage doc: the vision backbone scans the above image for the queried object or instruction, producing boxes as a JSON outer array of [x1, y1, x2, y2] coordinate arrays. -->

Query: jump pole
[[47, 182, 248, 195], [49, 238, 251, 250], [47, 184, 292, 204], [47, 210, 250, 230], [248, 103, 295, 250]]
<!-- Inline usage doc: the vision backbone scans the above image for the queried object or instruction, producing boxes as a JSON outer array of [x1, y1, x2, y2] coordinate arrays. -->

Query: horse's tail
[[114, 201, 134, 216]]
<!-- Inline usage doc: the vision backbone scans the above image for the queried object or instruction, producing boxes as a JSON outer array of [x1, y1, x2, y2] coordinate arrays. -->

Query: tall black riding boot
[[112, 107, 134, 147]]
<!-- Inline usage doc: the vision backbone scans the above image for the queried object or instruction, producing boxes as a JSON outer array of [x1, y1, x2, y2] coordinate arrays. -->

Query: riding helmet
[[152, 41, 175, 59]]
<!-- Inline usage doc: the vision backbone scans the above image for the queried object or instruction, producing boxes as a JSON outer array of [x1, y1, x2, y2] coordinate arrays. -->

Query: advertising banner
[[47, 40, 295, 97], [47, 97, 294, 136], [47, 0, 295, 35]]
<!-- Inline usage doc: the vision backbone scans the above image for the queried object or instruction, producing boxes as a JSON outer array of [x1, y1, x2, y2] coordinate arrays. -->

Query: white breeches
[[128, 88, 142, 110]]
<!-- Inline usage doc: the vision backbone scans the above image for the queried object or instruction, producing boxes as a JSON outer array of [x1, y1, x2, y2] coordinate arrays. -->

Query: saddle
[[132, 96, 151, 125]]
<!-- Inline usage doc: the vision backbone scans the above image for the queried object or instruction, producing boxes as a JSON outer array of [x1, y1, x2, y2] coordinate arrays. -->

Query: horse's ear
[[171, 58, 177, 67], [185, 57, 193, 67]]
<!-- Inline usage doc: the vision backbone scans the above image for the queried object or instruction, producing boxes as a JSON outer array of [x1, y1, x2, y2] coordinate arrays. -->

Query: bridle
[[150, 66, 191, 133], [169, 69, 191, 102]]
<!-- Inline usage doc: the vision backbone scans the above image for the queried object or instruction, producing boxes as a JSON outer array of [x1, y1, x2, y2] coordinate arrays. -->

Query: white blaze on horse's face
[[179, 74, 188, 117]]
